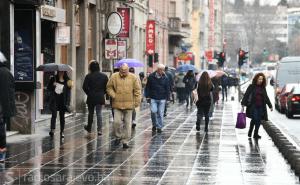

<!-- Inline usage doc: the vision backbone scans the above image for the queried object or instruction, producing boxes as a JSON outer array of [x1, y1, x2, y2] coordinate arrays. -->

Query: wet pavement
[[0, 100, 300, 184]]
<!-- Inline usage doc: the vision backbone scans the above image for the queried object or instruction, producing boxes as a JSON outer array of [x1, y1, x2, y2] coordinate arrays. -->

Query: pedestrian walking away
[[164, 66, 175, 117], [83, 60, 108, 136], [195, 71, 213, 132], [106, 63, 141, 149], [183, 70, 197, 108], [145, 64, 170, 133], [221, 74, 229, 101], [175, 72, 185, 103], [129, 67, 142, 129], [0, 52, 16, 162], [47, 71, 73, 139], [241, 72, 273, 139]]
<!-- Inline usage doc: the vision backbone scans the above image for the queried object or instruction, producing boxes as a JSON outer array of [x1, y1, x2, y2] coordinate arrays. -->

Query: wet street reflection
[[0, 102, 299, 185]]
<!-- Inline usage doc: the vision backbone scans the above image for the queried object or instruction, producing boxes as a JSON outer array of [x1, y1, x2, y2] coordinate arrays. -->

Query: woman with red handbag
[[241, 73, 273, 139]]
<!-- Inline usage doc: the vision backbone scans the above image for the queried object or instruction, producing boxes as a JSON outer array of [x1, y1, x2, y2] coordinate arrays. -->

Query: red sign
[[117, 40, 127, 59], [146, 20, 155, 55], [205, 50, 213, 62], [117, 8, 130, 38], [105, 39, 118, 59]]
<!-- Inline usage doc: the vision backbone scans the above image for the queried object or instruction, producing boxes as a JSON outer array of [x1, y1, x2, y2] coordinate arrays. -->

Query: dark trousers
[[87, 104, 102, 131], [196, 104, 210, 129], [0, 120, 6, 148], [186, 91, 193, 107], [51, 110, 65, 132], [222, 86, 227, 101], [248, 106, 263, 136]]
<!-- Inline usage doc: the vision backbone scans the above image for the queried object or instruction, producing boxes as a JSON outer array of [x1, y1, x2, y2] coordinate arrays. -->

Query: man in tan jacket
[[106, 63, 141, 148]]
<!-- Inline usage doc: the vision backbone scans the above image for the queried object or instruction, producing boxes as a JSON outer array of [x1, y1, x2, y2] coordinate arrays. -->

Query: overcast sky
[[229, 0, 280, 6]]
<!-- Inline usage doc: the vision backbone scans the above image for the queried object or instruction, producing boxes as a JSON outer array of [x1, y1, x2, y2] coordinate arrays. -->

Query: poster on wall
[[14, 9, 34, 82], [117, 40, 127, 59], [105, 39, 118, 59], [56, 26, 70, 44], [117, 8, 130, 38]]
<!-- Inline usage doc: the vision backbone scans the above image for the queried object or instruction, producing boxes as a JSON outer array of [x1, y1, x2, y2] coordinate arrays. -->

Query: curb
[[262, 120, 300, 176]]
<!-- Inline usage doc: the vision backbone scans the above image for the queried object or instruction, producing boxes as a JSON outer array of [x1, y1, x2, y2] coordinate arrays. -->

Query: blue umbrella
[[176, 64, 197, 72], [114, 58, 144, 68]]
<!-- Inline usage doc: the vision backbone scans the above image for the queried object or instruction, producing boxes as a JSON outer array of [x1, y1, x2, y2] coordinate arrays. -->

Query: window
[[169, 1, 176, 17]]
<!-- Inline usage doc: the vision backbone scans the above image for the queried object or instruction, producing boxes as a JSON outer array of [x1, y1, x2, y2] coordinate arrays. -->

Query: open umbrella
[[176, 64, 197, 72], [36, 63, 73, 72], [114, 58, 144, 68], [196, 70, 226, 81]]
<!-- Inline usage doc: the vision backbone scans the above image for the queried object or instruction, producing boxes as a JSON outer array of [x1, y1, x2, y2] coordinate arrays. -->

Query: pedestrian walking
[[145, 64, 170, 133], [175, 72, 185, 103], [0, 52, 16, 162], [82, 61, 108, 135], [221, 74, 229, 101], [241, 73, 273, 139], [106, 63, 141, 148], [164, 66, 175, 117], [48, 71, 73, 139], [183, 70, 197, 108], [129, 67, 142, 129], [195, 71, 213, 132]]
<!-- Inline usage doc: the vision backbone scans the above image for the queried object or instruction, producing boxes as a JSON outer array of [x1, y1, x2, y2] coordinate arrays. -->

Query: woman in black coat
[[0, 60, 16, 162], [196, 71, 213, 132], [241, 73, 273, 139], [183, 70, 197, 108], [48, 71, 72, 138], [82, 61, 108, 135]]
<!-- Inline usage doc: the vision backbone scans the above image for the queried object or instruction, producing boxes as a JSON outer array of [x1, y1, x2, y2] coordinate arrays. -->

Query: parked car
[[286, 84, 300, 118], [271, 57, 300, 110], [278, 83, 298, 113]]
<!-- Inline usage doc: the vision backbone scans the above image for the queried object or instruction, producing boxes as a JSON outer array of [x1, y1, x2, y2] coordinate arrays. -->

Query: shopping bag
[[236, 112, 246, 129], [192, 89, 198, 104]]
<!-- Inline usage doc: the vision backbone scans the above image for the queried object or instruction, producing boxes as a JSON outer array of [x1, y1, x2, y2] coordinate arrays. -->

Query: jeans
[[186, 91, 193, 107], [0, 121, 6, 148], [249, 106, 263, 136], [87, 104, 103, 131], [150, 99, 166, 129], [114, 109, 133, 145], [51, 110, 65, 133]]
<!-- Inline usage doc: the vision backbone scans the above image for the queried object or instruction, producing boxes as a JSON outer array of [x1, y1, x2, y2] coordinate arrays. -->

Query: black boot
[[196, 122, 200, 131], [253, 123, 261, 139], [204, 123, 208, 132], [248, 120, 255, 137]]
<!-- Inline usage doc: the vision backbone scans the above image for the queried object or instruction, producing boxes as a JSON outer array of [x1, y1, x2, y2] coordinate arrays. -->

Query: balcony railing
[[168, 17, 182, 32]]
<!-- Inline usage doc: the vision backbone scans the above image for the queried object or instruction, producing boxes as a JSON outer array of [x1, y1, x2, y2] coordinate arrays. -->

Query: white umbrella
[[0, 52, 7, 63]]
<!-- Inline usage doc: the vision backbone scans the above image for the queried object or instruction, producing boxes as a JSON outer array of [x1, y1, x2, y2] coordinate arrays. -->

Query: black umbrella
[[36, 63, 73, 72]]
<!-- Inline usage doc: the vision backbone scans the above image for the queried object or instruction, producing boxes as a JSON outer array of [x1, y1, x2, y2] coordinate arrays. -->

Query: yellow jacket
[[106, 72, 141, 110]]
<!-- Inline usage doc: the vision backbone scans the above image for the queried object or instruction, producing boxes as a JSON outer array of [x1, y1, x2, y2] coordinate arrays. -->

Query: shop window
[[44, 0, 55, 6], [75, 7, 80, 46]]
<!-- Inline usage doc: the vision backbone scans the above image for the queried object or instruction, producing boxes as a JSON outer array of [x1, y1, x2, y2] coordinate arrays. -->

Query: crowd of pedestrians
[[0, 51, 273, 161]]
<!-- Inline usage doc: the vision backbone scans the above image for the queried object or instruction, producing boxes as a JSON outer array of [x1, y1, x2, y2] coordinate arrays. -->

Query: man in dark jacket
[[0, 52, 16, 162], [83, 61, 108, 135], [145, 64, 169, 133]]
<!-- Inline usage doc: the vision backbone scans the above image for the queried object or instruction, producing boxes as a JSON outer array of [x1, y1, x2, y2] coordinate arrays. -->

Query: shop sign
[[105, 39, 118, 59], [41, 5, 66, 23], [146, 20, 155, 55], [117, 40, 127, 59], [205, 50, 213, 62], [107, 12, 122, 35], [56, 26, 70, 44], [117, 8, 130, 38]]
